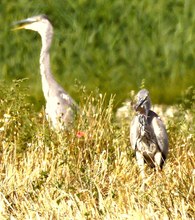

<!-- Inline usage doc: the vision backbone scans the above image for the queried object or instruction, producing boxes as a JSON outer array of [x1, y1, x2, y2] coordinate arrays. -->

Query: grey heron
[[12, 15, 78, 130], [130, 89, 169, 180]]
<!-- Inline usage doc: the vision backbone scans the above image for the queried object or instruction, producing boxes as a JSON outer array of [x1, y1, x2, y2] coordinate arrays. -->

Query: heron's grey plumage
[[130, 89, 169, 179], [13, 15, 78, 129]]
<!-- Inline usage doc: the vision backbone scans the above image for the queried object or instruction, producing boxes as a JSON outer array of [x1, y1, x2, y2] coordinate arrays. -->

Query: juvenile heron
[[130, 89, 169, 180], [13, 15, 78, 130]]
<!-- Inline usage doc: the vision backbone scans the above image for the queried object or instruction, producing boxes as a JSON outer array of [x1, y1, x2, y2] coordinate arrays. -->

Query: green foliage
[[0, 0, 195, 110], [181, 85, 195, 109], [0, 79, 37, 153]]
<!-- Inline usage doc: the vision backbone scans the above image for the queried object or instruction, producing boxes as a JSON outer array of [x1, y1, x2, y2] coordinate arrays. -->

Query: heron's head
[[12, 15, 53, 36], [135, 89, 151, 115]]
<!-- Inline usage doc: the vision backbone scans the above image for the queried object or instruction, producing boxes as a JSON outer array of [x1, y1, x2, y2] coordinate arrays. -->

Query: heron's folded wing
[[151, 116, 169, 158]]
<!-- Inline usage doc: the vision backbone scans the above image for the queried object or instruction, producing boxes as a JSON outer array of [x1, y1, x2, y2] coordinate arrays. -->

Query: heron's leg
[[136, 151, 147, 191], [136, 151, 145, 179], [154, 151, 162, 172]]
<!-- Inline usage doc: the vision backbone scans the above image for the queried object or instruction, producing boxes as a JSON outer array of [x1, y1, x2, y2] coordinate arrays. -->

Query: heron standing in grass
[[13, 15, 78, 130], [130, 89, 169, 181]]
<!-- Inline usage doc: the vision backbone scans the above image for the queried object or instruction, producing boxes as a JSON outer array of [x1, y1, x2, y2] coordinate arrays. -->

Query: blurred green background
[[0, 0, 195, 110]]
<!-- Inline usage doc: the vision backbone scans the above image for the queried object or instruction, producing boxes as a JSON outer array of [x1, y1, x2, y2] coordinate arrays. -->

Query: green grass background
[[0, 0, 195, 109]]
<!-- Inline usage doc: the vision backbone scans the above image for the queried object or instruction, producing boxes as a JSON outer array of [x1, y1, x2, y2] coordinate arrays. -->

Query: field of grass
[[0, 81, 194, 219]]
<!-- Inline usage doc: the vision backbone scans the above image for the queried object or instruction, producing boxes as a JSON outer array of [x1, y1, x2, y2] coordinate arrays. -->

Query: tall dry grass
[[0, 81, 194, 219]]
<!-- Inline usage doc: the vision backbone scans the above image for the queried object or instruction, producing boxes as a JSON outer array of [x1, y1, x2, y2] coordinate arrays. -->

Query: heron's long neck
[[40, 30, 55, 99]]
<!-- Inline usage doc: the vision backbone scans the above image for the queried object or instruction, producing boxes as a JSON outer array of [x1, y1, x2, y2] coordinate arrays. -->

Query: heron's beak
[[12, 25, 26, 31], [135, 98, 146, 111], [11, 17, 37, 31]]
